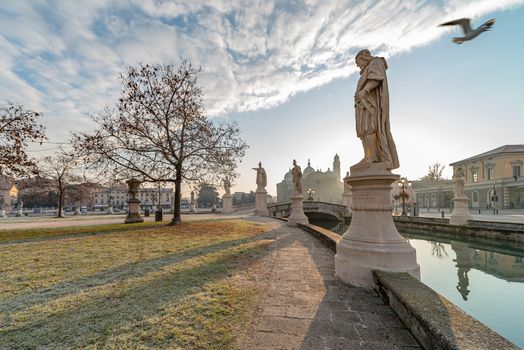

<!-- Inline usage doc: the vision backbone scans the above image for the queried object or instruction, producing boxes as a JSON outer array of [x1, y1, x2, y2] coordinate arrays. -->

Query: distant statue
[[223, 177, 231, 195], [453, 167, 466, 198], [344, 171, 351, 192], [253, 162, 267, 191], [291, 159, 303, 195], [190, 190, 195, 205], [354, 49, 399, 170], [126, 178, 141, 200]]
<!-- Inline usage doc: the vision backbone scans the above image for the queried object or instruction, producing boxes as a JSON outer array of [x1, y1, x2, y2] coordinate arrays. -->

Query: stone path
[[242, 220, 421, 350]]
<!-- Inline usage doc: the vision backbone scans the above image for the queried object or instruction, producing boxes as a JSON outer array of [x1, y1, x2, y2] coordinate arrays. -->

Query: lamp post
[[306, 188, 315, 201], [398, 177, 411, 216]]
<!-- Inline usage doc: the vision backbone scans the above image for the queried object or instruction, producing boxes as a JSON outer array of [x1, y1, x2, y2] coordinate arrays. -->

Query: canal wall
[[297, 222, 520, 350], [373, 271, 519, 350], [393, 216, 524, 242]]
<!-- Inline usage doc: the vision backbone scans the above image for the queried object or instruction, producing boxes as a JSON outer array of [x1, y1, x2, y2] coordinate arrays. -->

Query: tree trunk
[[57, 181, 64, 218], [171, 164, 182, 225]]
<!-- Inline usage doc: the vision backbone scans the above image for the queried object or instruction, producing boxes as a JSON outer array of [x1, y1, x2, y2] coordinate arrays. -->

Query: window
[[472, 191, 479, 202], [472, 169, 478, 182], [487, 167, 494, 180], [513, 165, 521, 179]]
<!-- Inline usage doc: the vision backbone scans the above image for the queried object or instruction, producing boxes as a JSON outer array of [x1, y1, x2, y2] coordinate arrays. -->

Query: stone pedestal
[[107, 206, 114, 215], [287, 195, 309, 226], [222, 194, 233, 214], [335, 163, 420, 288], [190, 204, 197, 214], [449, 197, 472, 226], [0, 209, 5, 218], [125, 199, 143, 223], [254, 190, 268, 216]]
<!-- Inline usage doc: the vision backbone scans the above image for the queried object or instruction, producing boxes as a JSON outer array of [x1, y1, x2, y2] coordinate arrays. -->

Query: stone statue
[[354, 49, 399, 170], [453, 167, 466, 198], [344, 171, 351, 191], [126, 179, 141, 200], [291, 159, 303, 195], [190, 191, 195, 205], [253, 162, 267, 191], [223, 177, 231, 195]]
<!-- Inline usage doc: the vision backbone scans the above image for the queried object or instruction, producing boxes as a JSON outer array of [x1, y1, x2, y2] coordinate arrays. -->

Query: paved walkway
[[242, 220, 420, 350]]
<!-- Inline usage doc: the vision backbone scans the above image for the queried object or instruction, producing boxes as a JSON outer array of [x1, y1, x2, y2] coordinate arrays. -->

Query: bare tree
[[74, 61, 248, 225], [38, 152, 80, 218], [0, 102, 46, 176], [420, 162, 446, 182]]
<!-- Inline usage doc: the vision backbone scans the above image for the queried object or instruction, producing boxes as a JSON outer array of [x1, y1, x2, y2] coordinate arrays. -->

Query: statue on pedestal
[[190, 191, 195, 205], [291, 159, 302, 195], [453, 167, 466, 198], [354, 49, 399, 171], [253, 162, 267, 191], [223, 177, 231, 196]]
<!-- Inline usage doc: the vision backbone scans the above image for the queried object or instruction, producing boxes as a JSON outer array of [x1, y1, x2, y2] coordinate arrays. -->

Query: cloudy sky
[[1, 0, 523, 196]]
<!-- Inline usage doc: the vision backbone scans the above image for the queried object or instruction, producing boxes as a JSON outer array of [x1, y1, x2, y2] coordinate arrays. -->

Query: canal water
[[311, 219, 524, 348]]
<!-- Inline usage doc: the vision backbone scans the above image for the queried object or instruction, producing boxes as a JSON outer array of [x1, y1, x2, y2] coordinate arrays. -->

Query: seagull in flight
[[439, 18, 495, 44]]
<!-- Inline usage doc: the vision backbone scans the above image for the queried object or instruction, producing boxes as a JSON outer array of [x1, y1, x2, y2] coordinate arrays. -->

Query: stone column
[[189, 191, 197, 214], [125, 179, 144, 223], [287, 194, 308, 226], [335, 163, 420, 288], [449, 196, 472, 225], [222, 194, 233, 214], [254, 190, 269, 216], [342, 172, 353, 216]]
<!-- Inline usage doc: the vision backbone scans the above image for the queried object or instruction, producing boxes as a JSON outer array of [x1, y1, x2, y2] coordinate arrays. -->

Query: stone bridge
[[267, 201, 348, 221]]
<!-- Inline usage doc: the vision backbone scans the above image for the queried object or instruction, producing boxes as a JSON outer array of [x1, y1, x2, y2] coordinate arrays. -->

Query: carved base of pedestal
[[125, 200, 143, 223], [287, 195, 309, 226], [449, 197, 472, 226], [222, 194, 233, 214], [254, 190, 268, 216], [335, 163, 419, 288], [189, 205, 197, 214], [107, 207, 114, 215]]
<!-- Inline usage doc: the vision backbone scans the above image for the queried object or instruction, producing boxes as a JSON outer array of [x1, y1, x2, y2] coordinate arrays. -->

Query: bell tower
[[333, 154, 341, 181]]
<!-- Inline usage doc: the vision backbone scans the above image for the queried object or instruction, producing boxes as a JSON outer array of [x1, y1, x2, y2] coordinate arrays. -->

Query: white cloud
[[0, 0, 523, 143]]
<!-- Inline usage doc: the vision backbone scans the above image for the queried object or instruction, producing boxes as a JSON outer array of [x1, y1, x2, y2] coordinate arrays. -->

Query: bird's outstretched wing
[[439, 18, 472, 34]]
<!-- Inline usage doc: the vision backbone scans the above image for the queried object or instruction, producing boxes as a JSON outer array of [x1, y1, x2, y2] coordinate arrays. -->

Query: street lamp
[[306, 188, 315, 201], [398, 177, 411, 216]]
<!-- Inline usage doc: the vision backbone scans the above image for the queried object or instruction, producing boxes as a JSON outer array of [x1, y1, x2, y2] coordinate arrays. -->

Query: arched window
[[472, 191, 479, 202]]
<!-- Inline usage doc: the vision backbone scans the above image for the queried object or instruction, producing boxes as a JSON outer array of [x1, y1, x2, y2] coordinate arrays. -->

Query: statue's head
[[293, 159, 297, 166], [258, 161, 262, 168], [355, 49, 372, 69]]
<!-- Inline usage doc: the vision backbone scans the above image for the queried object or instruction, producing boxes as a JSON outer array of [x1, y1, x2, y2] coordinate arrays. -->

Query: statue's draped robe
[[355, 57, 399, 170], [257, 169, 267, 188]]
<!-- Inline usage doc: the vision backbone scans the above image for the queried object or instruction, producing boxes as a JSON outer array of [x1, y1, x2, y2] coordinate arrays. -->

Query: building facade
[[92, 185, 174, 211], [0, 176, 18, 213], [413, 145, 524, 210], [276, 155, 343, 203]]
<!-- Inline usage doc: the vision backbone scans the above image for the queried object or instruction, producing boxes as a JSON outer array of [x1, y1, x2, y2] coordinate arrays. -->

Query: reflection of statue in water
[[354, 49, 399, 170], [291, 159, 303, 195], [223, 177, 231, 195], [453, 167, 466, 198], [252, 162, 267, 191], [456, 267, 470, 301]]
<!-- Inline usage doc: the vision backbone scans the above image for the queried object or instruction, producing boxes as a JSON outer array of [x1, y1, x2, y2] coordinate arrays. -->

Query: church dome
[[303, 159, 315, 177]]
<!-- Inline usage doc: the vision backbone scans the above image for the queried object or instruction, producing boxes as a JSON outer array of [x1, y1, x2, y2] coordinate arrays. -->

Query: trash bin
[[144, 209, 150, 217], [155, 210, 163, 222]]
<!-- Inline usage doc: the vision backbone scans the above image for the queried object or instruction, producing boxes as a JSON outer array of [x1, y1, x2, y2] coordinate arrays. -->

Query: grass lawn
[[0, 219, 276, 349]]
